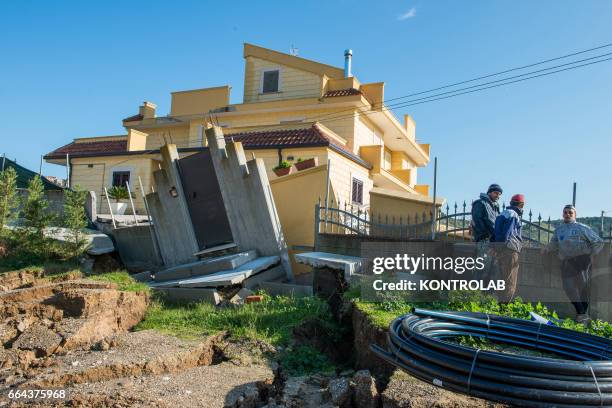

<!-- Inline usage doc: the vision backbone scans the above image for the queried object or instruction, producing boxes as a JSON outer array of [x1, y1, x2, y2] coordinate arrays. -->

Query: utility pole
[[602, 211, 606, 236], [431, 157, 438, 240], [572, 182, 577, 206]]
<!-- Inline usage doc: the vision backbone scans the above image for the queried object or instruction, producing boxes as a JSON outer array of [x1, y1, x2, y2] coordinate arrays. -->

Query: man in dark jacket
[[492, 194, 524, 303], [471, 184, 502, 242], [471, 184, 502, 280]]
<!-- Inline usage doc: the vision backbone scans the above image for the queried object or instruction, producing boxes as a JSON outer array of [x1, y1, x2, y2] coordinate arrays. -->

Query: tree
[[63, 188, 88, 258], [21, 176, 52, 244], [0, 167, 18, 232]]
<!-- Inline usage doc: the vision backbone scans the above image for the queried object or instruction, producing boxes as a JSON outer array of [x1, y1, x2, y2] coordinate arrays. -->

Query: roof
[[122, 113, 143, 123], [44, 139, 128, 160], [1, 157, 63, 190], [228, 125, 371, 169], [43, 125, 372, 169], [243, 43, 345, 79], [323, 88, 362, 98]]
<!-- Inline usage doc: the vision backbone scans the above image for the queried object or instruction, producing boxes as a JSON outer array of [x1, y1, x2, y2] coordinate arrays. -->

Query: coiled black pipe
[[370, 308, 612, 407]]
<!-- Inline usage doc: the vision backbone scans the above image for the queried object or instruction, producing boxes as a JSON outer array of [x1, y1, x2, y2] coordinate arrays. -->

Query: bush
[[107, 186, 130, 202], [19, 176, 53, 249], [0, 167, 18, 231], [273, 161, 291, 171], [63, 188, 88, 258]]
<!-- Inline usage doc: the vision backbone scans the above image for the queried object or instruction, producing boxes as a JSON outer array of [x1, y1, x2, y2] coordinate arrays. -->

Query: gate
[[178, 150, 233, 249]]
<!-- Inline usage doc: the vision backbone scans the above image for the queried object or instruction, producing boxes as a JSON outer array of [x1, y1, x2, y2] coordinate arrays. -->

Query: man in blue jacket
[[493, 194, 524, 303]]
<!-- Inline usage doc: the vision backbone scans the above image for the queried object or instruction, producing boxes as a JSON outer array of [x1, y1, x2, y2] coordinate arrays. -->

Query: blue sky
[[1, 0, 611, 219]]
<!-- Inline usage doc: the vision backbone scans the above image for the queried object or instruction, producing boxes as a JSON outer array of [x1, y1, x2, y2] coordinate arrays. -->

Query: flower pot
[[294, 157, 318, 171], [110, 202, 128, 215], [273, 167, 293, 177]]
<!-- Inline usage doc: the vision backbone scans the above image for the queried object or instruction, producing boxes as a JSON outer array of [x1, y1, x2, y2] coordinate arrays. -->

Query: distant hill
[[548, 216, 612, 235]]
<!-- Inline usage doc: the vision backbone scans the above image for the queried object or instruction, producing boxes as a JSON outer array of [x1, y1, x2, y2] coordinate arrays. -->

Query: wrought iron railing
[[315, 200, 612, 245]]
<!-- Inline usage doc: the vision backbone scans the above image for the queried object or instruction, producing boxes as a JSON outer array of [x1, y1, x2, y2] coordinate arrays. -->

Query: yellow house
[[45, 43, 443, 268]]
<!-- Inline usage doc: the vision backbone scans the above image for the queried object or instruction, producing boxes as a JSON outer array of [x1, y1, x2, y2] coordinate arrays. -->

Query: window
[[384, 149, 392, 170], [352, 177, 364, 205], [112, 171, 130, 187], [261, 70, 279, 93]]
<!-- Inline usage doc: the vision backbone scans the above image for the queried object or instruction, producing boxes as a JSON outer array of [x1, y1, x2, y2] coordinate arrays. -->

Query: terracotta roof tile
[[323, 88, 362, 98], [227, 126, 330, 149], [44, 139, 128, 159]]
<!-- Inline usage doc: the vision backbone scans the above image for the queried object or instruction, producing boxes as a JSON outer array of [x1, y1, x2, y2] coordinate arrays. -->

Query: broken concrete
[[150, 256, 280, 288], [155, 287, 221, 304], [154, 250, 258, 282], [295, 252, 363, 280], [259, 281, 314, 297], [12, 323, 62, 357]]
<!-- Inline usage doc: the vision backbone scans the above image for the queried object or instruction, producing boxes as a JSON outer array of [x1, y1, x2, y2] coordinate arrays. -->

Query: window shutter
[[262, 70, 279, 93]]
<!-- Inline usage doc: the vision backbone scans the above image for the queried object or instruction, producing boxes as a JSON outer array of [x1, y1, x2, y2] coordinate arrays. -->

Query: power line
[[307, 42, 612, 123], [312, 52, 612, 126]]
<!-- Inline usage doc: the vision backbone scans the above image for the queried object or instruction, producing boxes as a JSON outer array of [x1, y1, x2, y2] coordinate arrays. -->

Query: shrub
[[0, 167, 18, 232], [63, 188, 88, 258], [20, 176, 53, 244], [107, 186, 130, 202], [273, 161, 291, 171]]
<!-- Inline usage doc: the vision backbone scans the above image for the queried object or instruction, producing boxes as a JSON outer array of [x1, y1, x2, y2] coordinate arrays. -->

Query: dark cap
[[487, 184, 503, 194]]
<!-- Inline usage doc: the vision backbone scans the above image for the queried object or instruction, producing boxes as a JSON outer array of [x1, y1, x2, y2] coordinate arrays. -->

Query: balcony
[[360, 145, 418, 193]]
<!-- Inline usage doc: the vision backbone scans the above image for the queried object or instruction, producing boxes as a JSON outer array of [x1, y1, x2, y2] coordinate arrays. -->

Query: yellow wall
[[143, 125, 191, 150], [328, 150, 373, 207], [244, 146, 329, 181], [270, 164, 336, 276], [370, 188, 441, 222], [70, 156, 159, 214], [170, 86, 230, 116], [243, 57, 323, 103]]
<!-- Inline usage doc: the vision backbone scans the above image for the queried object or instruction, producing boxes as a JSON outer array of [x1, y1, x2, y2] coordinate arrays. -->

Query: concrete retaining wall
[[316, 233, 612, 321]]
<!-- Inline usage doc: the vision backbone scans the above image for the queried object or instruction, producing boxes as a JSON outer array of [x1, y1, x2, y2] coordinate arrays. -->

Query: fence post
[[314, 200, 320, 250]]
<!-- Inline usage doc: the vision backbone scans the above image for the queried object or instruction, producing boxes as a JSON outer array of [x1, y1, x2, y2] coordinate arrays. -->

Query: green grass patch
[[137, 293, 333, 346], [280, 345, 336, 376], [90, 270, 150, 292], [349, 288, 612, 339]]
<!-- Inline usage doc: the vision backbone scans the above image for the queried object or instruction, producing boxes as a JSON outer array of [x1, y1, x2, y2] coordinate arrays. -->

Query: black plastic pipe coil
[[370, 308, 612, 407]]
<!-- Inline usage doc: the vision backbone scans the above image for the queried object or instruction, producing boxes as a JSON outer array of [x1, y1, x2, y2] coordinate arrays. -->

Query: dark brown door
[[178, 150, 233, 249]]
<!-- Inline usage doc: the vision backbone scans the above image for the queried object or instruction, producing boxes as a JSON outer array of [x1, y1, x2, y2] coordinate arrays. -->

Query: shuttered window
[[352, 177, 363, 205], [262, 70, 279, 93]]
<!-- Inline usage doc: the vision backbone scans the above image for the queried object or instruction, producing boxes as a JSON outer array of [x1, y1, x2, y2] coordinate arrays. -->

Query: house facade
[[45, 43, 443, 266]]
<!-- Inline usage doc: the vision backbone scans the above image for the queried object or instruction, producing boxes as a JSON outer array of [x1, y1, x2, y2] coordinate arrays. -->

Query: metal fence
[[315, 199, 612, 245]]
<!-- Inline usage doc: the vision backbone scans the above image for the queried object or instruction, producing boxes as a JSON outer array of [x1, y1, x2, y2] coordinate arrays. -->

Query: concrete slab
[[260, 281, 314, 298], [150, 256, 280, 288], [6, 226, 116, 256], [242, 265, 286, 289], [294, 252, 363, 280], [154, 287, 221, 304], [154, 250, 257, 282], [131, 271, 152, 282]]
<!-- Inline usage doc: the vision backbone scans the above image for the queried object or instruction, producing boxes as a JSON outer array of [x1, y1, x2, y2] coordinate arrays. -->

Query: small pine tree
[[21, 176, 52, 244], [63, 188, 88, 258], [0, 167, 18, 232]]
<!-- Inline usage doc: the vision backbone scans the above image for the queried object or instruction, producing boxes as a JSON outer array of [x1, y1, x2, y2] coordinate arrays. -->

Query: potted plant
[[107, 186, 130, 215], [273, 161, 293, 177], [294, 157, 318, 171]]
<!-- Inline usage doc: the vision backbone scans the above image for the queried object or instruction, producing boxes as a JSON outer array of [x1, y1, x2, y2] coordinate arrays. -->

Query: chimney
[[139, 101, 156, 119], [344, 49, 352, 78]]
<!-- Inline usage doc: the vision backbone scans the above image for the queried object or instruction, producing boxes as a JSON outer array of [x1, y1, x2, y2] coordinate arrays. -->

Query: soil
[[0, 269, 514, 407]]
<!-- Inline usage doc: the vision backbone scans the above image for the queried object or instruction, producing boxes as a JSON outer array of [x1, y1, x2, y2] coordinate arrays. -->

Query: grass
[[89, 270, 150, 292], [137, 292, 334, 345]]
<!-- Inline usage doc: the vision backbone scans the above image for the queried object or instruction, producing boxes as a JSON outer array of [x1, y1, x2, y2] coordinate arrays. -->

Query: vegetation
[[348, 288, 612, 339], [137, 293, 334, 345], [280, 345, 335, 375], [89, 270, 150, 292], [63, 188, 89, 258], [107, 186, 131, 202], [0, 167, 18, 231], [273, 161, 291, 171]]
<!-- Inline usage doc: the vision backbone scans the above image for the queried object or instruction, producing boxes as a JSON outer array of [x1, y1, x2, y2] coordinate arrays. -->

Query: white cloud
[[397, 7, 417, 21]]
